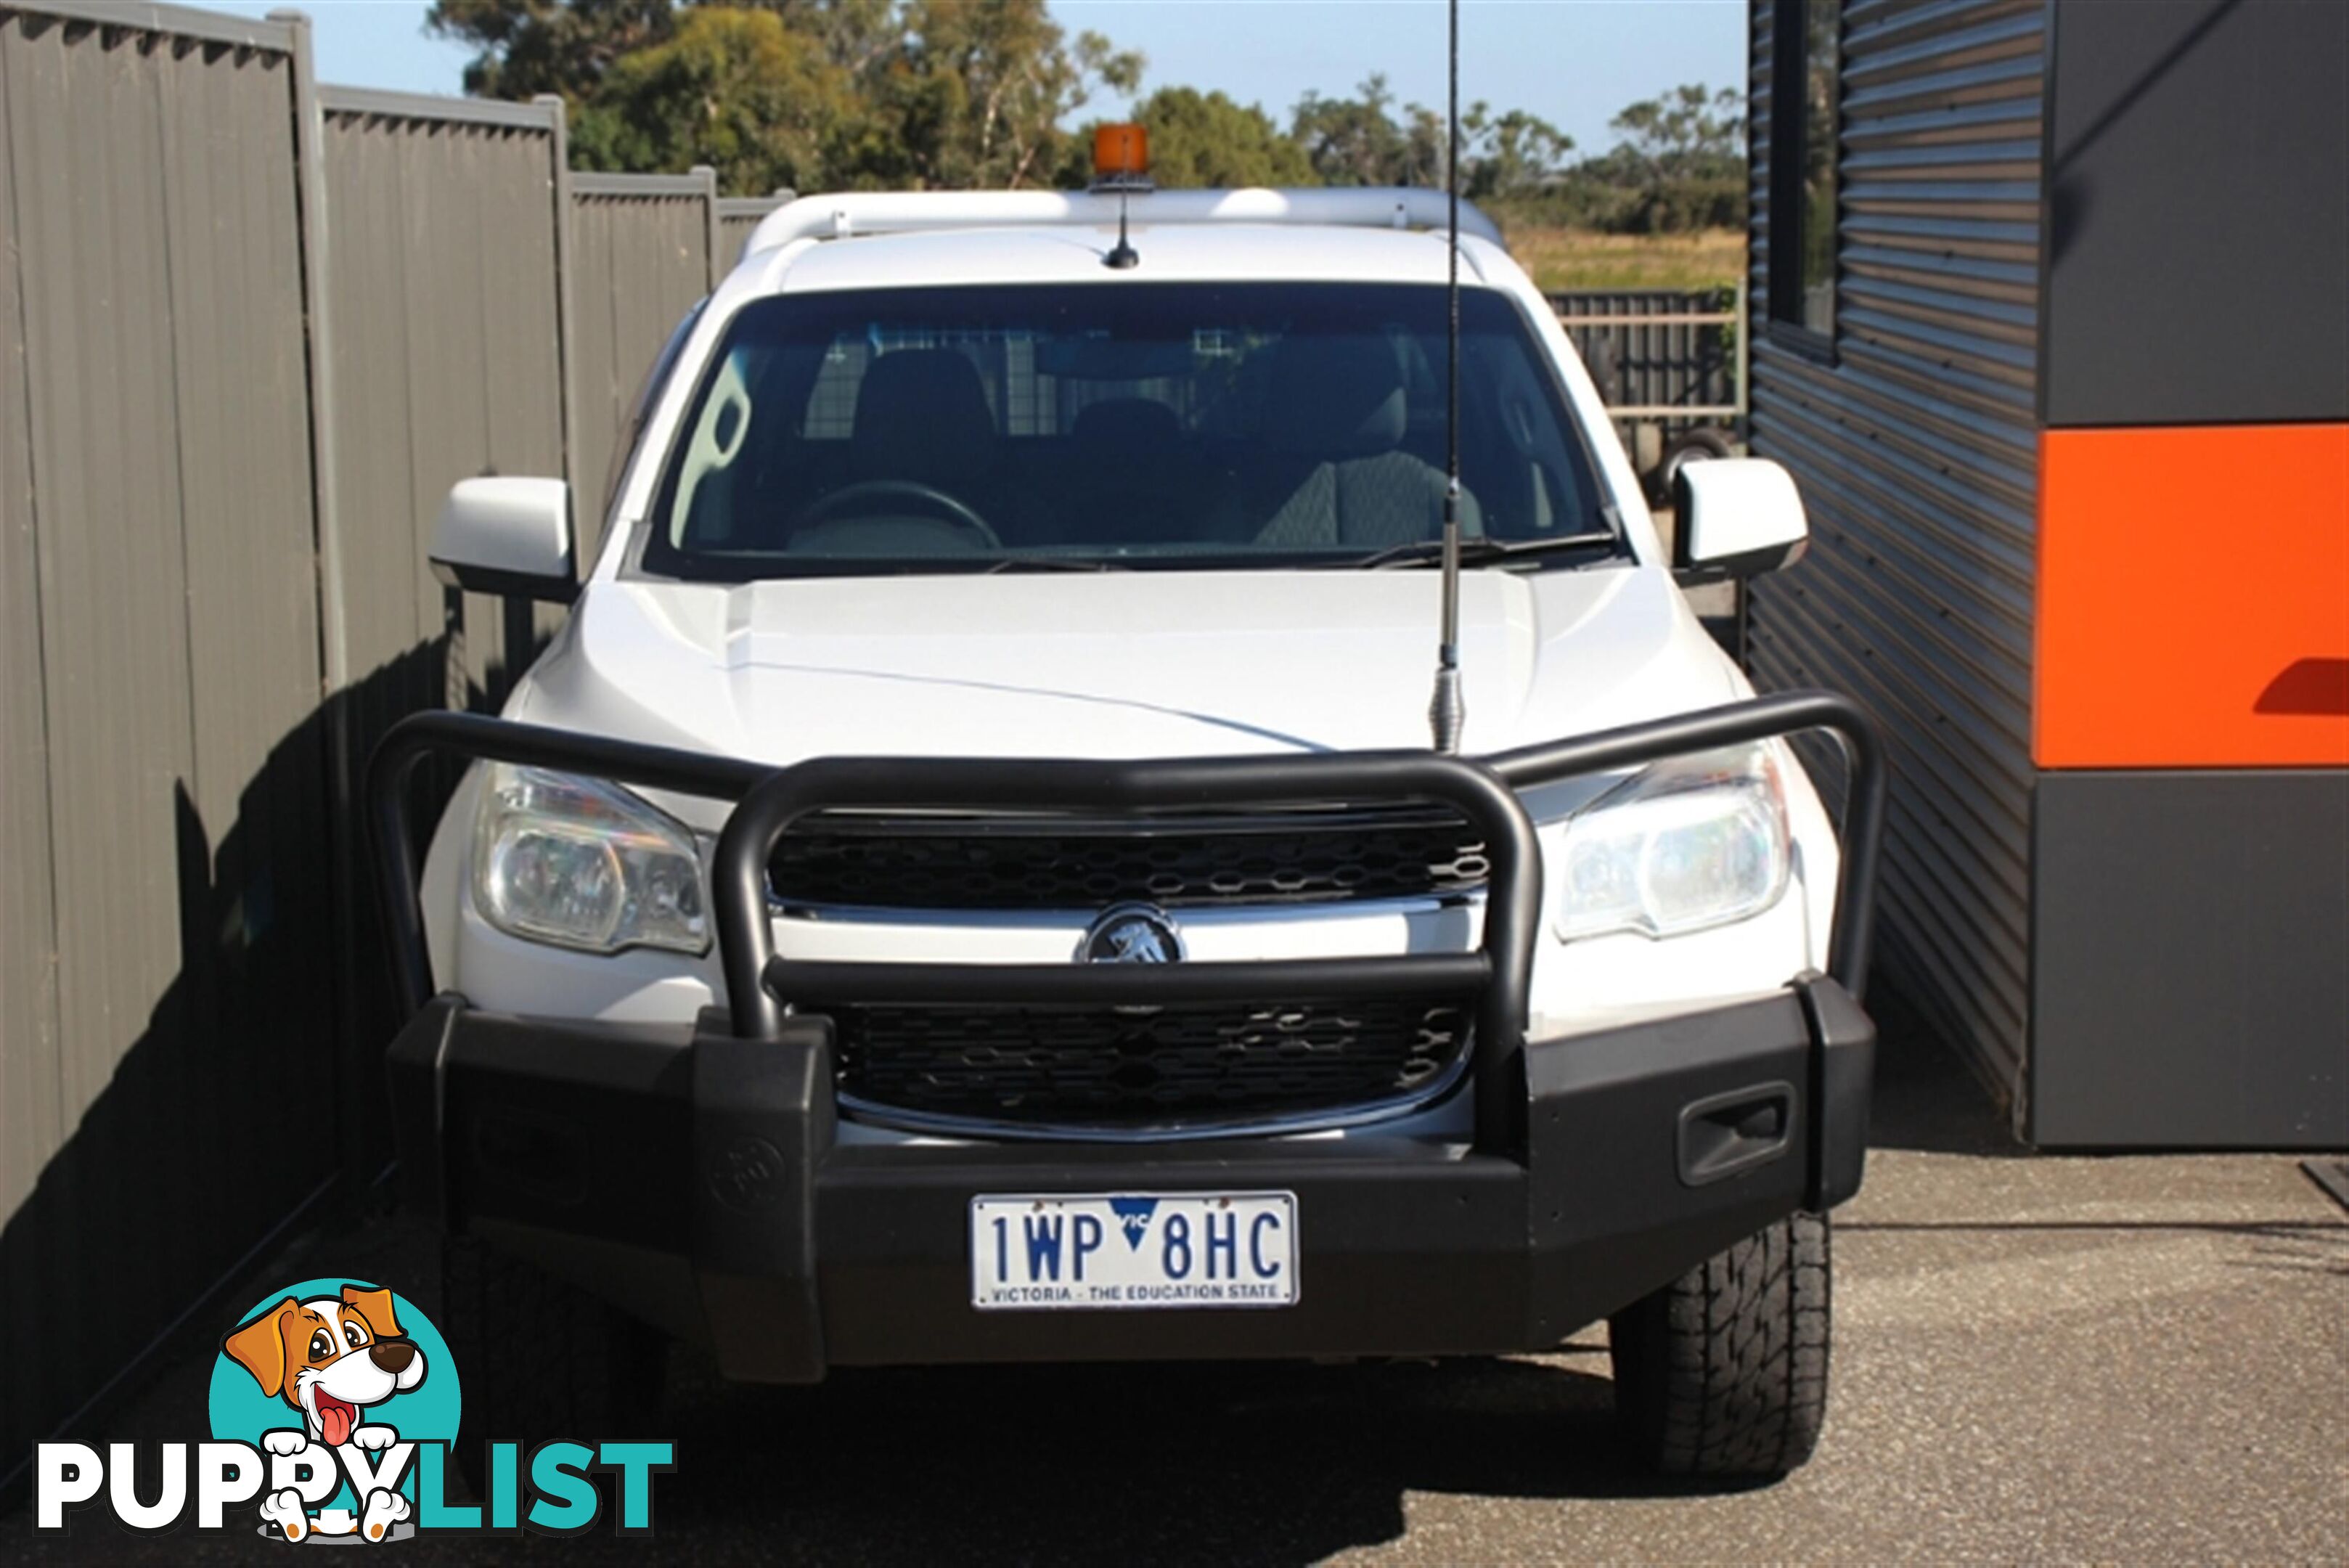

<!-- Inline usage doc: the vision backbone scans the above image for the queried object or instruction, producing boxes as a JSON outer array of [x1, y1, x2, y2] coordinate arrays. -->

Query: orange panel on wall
[[2036, 424, 2349, 768]]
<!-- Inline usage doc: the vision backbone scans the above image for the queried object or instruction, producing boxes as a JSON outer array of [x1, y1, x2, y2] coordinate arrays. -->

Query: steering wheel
[[788, 480, 1003, 549]]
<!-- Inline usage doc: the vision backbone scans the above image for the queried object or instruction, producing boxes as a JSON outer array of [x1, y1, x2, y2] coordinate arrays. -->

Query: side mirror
[[429, 477, 578, 603], [1672, 457, 1808, 582]]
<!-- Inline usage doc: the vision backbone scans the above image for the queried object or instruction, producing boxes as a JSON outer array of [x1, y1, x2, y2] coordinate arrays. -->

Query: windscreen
[[640, 282, 1611, 576]]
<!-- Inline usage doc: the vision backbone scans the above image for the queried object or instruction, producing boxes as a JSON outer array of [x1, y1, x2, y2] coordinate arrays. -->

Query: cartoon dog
[[222, 1285, 425, 1543]]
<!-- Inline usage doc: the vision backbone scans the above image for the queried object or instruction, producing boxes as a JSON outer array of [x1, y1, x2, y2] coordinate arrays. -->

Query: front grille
[[829, 995, 1471, 1130], [769, 808, 1490, 910]]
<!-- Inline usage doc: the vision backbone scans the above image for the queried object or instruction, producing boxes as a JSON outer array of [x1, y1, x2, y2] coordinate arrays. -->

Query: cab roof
[[754, 220, 1505, 295], [727, 187, 1513, 297], [743, 187, 1502, 253]]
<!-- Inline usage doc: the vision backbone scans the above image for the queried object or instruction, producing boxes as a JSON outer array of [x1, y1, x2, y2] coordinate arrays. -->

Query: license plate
[[970, 1192, 1299, 1310]]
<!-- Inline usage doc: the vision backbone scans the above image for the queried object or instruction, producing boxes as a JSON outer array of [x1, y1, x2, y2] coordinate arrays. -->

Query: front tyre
[[1608, 1211, 1831, 1478], [441, 1234, 666, 1495]]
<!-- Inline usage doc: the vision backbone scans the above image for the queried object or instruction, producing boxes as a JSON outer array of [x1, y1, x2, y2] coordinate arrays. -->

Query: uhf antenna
[[1427, 0, 1466, 753], [1104, 189, 1139, 269]]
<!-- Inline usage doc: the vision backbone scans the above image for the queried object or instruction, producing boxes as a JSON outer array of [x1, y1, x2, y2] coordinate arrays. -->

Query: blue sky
[[214, 1, 1746, 157]]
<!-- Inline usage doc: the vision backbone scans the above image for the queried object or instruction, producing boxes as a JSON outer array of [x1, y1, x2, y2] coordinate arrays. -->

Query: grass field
[[1503, 227, 1746, 295]]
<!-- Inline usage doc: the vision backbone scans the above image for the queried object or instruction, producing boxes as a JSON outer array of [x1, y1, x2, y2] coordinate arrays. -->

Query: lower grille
[[828, 995, 1471, 1131]]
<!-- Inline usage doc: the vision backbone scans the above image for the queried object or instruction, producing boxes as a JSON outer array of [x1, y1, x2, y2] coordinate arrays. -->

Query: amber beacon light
[[1092, 123, 1151, 188]]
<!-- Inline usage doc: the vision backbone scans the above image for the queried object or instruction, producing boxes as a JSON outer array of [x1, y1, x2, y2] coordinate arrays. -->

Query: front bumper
[[370, 689, 1887, 1378], [388, 976, 1872, 1380]]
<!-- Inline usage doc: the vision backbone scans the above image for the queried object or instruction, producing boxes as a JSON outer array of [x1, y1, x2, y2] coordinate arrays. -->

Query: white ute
[[377, 181, 1882, 1483]]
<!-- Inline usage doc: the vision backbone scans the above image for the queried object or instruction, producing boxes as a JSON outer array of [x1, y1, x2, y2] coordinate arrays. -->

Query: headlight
[[1553, 744, 1790, 941], [472, 764, 708, 955]]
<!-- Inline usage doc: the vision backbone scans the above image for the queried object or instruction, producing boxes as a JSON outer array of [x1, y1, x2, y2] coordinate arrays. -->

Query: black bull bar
[[367, 690, 1885, 1156]]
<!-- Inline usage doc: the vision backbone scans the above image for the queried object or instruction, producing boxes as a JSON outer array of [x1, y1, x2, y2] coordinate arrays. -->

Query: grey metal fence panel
[[0, 12, 61, 1467], [318, 87, 568, 722], [0, 1, 335, 1477], [313, 88, 571, 1189], [571, 169, 715, 558], [719, 194, 788, 266], [1743, 0, 2045, 1114]]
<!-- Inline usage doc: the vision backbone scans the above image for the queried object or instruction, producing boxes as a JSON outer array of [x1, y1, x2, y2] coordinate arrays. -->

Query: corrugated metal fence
[[572, 169, 722, 553], [319, 86, 571, 737], [719, 194, 791, 270], [0, 0, 340, 1482], [1743, 0, 2045, 1110], [1548, 288, 1740, 421], [0, 1, 745, 1485]]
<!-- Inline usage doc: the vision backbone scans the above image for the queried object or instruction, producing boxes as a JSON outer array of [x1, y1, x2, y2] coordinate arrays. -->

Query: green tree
[[1460, 104, 1572, 201], [429, 0, 677, 98], [878, 0, 1141, 189], [568, 7, 858, 195], [437, 0, 1140, 195], [1110, 86, 1312, 189], [1288, 78, 1566, 195], [1603, 83, 1746, 229], [1290, 74, 1415, 186], [1610, 83, 1742, 171]]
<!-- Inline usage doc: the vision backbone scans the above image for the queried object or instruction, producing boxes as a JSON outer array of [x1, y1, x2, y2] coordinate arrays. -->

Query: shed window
[[1770, 0, 1841, 340]]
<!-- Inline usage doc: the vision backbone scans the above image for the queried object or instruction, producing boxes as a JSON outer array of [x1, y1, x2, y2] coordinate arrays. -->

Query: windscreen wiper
[[1355, 526, 1620, 571], [978, 555, 1132, 574]]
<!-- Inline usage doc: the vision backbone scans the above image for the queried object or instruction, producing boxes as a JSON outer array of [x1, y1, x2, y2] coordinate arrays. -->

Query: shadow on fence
[[0, 628, 545, 1502]]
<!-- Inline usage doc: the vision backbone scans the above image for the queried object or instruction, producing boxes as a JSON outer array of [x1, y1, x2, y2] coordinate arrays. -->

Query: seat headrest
[[1070, 397, 1182, 453], [851, 348, 997, 485], [1261, 336, 1407, 457]]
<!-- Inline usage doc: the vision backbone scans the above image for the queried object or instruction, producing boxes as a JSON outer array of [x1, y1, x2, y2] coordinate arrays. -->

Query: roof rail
[[742, 187, 1503, 258]]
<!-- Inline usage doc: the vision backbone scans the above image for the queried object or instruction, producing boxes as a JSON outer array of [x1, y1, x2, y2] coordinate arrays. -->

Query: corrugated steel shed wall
[[1744, 0, 2045, 1107], [319, 88, 568, 726], [571, 172, 715, 558], [0, 4, 336, 1467]]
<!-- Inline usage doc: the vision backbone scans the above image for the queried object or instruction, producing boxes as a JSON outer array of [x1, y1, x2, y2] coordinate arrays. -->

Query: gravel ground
[[8, 1012, 2345, 1565]]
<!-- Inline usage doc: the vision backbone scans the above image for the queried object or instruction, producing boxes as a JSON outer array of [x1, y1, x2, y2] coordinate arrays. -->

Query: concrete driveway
[[8, 1009, 2345, 1564]]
